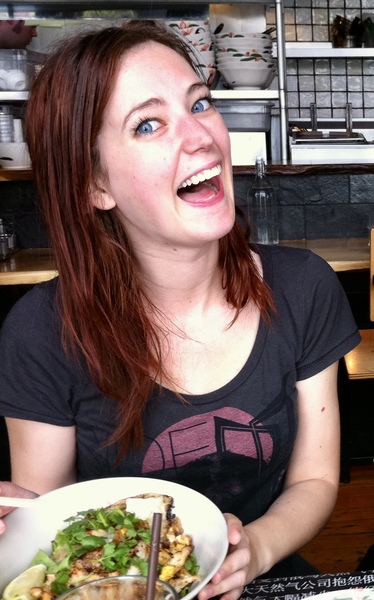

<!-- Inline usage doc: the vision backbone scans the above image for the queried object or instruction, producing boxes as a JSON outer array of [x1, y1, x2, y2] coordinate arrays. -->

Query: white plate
[[308, 590, 374, 600], [0, 477, 228, 599]]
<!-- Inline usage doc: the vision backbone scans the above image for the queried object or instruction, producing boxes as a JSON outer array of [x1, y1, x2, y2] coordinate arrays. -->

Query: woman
[[0, 20, 360, 600]]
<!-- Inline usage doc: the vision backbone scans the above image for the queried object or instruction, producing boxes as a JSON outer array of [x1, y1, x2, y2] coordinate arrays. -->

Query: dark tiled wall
[[2, 175, 374, 245], [266, 0, 374, 119], [0, 180, 49, 248], [234, 172, 374, 239]]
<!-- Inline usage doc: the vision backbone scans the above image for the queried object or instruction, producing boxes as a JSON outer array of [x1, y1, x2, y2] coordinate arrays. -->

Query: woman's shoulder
[[259, 243, 330, 268], [0, 277, 60, 341], [257, 243, 336, 286]]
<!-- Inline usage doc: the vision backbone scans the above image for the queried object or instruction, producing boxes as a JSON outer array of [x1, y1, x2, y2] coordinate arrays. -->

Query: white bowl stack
[[213, 30, 276, 89], [163, 19, 217, 87]]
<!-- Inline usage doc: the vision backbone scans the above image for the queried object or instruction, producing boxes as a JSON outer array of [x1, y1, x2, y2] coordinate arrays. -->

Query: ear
[[90, 185, 117, 211], [12, 20, 24, 34]]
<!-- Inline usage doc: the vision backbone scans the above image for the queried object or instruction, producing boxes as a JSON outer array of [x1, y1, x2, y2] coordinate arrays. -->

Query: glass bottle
[[247, 157, 279, 245]]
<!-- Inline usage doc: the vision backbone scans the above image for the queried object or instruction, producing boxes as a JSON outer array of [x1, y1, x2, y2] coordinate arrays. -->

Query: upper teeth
[[180, 164, 222, 188]]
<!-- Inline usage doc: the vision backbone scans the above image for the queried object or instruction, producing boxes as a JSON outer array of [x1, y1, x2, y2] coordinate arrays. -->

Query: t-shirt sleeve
[[294, 251, 361, 380], [0, 282, 78, 426]]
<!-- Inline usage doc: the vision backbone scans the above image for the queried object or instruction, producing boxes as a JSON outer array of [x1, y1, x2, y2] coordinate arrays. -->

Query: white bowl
[[215, 37, 272, 45], [197, 64, 218, 87], [215, 41, 272, 51], [216, 52, 272, 63], [0, 477, 228, 599], [190, 41, 214, 52], [193, 50, 216, 65], [166, 21, 211, 38], [215, 32, 272, 42], [216, 56, 275, 67], [0, 142, 31, 168], [213, 30, 272, 40], [219, 65, 276, 89]]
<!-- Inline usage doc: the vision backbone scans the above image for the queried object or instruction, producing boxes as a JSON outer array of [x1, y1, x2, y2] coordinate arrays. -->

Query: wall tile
[[350, 174, 374, 203], [305, 205, 350, 238], [279, 205, 306, 239], [282, 1, 373, 117]]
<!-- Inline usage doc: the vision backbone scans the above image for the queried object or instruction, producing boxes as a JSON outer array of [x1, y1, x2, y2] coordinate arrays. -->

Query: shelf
[[0, 92, 29, 101], [286, 47, 374, 58], [0, 168, 33, 181], [274, 43, 374, 59], [212, 89, 279, 100]]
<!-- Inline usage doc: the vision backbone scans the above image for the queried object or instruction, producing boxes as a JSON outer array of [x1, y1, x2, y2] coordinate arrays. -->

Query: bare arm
[[0, 418, 77, 532], [200, 361, 340, 600]]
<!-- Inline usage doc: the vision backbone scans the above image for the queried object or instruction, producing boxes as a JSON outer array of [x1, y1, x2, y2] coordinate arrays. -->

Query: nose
[[31, 26, 38, 37], [178, 113, 214, 154]]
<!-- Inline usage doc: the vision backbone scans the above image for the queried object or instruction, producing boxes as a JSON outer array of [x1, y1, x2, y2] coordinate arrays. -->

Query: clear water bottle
[[247, 157, 279, 245], [0, 105, 14, 143]]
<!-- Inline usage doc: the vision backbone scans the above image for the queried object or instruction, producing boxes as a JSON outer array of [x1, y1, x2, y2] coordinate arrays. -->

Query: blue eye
[[136, 119, 159, 135], [191, 97, 211, 114]]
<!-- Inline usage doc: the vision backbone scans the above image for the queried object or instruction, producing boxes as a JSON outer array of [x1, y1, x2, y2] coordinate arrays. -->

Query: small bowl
[[218, 65, 276, 89], [215, 41, 272, 51], [214, 31, 272, 41], [215, 50, 272, 62], [216, 55, 275, 66]]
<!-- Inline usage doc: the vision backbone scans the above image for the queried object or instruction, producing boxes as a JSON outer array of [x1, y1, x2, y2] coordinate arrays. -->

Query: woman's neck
[[135, 242, 224, 314]]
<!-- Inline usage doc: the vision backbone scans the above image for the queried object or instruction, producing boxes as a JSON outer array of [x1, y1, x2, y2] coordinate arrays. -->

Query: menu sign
[[241, 571, 374, 600]]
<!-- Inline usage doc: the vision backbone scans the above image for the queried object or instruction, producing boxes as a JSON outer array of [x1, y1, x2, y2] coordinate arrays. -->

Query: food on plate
[[1, 493, 200, 600]]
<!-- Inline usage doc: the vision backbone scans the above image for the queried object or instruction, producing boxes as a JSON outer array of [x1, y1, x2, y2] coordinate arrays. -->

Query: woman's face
[[96, 41, 235, 255]]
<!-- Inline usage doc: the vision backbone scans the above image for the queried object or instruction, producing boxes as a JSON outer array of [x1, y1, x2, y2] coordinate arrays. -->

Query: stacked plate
[[163, 19, 217, 87], [213, 30, 276, 89]]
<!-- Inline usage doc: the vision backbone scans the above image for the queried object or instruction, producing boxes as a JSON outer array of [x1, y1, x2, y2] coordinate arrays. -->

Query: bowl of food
[[0, 477, 228, 600]]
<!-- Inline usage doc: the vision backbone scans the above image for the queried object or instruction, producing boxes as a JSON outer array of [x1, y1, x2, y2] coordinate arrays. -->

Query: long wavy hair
[[24, 20, 275, 456]]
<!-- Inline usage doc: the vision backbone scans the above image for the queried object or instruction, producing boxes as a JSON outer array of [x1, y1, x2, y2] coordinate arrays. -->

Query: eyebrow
[[122, 80, 210, 128]]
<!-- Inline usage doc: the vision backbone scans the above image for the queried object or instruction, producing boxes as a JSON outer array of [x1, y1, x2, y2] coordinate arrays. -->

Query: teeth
[[180, 164, 222, 189]]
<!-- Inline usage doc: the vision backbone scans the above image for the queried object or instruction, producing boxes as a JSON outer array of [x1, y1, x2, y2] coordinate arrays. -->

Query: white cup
[[13, 119, 24, 143], [6, 69, 26, 91], [0, 70, 7, 90]]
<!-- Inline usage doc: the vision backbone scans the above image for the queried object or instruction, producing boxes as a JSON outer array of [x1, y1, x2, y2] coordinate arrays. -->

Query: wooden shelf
[[0, 169, 33, 181]]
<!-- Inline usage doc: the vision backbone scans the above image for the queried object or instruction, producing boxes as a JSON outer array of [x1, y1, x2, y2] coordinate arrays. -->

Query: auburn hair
[[24, 20, 275, 456]]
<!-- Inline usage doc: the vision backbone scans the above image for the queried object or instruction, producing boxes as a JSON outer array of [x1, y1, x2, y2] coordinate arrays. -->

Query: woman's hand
[[0, 481, 38, 534], [198, 513, 255, 600]]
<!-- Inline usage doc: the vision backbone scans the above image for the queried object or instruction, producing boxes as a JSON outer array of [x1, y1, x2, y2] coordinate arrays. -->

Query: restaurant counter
[[241, 570, 374, 600], [0, 238, 369, 286], [2, 163, 374, 182]]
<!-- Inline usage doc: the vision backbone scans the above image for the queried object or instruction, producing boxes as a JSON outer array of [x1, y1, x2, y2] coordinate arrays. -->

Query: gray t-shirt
[[0, 245, 360, 525]]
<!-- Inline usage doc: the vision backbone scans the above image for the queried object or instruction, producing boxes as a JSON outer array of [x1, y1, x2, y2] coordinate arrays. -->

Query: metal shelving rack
[[209, 0, 288, 163], [0, 0, 288, 163]]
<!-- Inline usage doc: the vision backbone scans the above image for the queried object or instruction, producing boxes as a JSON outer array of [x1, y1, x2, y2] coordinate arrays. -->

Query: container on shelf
[[0, 105, 14, 142], [0, 49, 45, 91], [0, 142, 31, 168], [214, 100, 274, 131]]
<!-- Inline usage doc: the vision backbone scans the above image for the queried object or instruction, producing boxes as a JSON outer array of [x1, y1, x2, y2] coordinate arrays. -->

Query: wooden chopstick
[[0, 496, 41, 508]]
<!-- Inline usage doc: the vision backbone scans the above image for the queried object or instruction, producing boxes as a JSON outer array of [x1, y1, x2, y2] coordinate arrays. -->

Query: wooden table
[[280, 238, 370, 272], [0, 248, 57, 285], [0, 239, 370, 285]]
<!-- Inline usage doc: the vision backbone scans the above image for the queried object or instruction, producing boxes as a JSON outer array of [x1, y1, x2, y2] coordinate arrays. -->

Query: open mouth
[[177, 164, 221, 203]]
